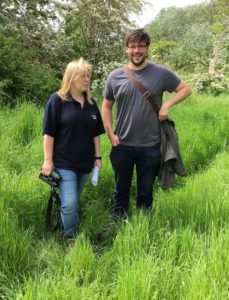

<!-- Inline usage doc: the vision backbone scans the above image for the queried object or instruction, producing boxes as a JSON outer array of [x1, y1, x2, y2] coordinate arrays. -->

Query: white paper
[[91, 166, 99, 186]]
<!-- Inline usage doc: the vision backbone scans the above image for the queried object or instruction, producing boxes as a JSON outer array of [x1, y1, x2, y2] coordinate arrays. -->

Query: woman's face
[[71, 72, 91, 93]]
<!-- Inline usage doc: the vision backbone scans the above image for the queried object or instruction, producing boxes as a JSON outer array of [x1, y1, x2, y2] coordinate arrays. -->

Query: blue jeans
[[109, 144, 161, 218], [56, 168, 89, 239]]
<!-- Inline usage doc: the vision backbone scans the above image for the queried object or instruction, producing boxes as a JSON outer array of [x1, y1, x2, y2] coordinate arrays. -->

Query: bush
[[92, 60, 126, 93], [21, 62, 60, 105], [0, 28, 59, 107], [191, 71, 229, 95]]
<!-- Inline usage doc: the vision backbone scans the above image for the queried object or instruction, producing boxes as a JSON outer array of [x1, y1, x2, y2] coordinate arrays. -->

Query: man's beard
[[130, 56, 146, 67]]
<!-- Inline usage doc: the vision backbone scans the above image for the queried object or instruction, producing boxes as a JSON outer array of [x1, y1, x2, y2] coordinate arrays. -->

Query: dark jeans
[[109, 144, 161, 218]]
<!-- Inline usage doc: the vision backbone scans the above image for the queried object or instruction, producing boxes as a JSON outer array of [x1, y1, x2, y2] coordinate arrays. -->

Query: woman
[[41, 58, 105, 245]]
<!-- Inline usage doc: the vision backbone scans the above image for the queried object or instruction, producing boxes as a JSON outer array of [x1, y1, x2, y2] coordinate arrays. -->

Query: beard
[[130, 55, 146, 67]]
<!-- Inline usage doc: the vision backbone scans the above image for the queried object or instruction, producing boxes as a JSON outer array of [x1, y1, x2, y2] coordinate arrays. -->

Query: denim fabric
[[56, 168, 89, 239], [109, 144, 161, 218]]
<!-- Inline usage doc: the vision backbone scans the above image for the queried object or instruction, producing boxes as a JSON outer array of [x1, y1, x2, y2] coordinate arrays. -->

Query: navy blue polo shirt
[[43, 93, 105, 173]]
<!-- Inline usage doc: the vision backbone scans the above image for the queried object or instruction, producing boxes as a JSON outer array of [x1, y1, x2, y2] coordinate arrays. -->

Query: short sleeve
[[42, 93, 61, 137], [103, 73, 115, 101], [93, 101, 105, 137], [163, 68, 181, 92]]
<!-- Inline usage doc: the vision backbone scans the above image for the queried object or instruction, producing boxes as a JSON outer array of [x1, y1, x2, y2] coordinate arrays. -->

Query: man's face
[[126, 41, 149, 66]]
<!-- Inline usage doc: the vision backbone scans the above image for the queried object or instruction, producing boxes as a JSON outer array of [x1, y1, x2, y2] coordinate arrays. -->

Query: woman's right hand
[[41, 160, 54, 176]]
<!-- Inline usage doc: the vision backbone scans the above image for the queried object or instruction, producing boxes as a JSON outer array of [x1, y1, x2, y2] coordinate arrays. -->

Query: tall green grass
[[0, 94, 228, 299], [170, 94, 228, 174]]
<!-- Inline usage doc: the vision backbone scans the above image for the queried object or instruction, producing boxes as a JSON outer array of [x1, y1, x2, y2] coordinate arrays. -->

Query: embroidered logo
[[91, 114, 97, 120]]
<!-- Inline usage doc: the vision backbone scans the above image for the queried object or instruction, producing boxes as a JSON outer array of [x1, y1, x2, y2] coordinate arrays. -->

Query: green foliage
[[0, 0, 61, 65], [0, 0, 149, 105], [0, 0, 64, 106], [155, 153, 229, 232], [0, 27, 60, 106], [166, 23, 213, 71], [148, 19, 214, 73], [20, 63, 60, 105], [191, 71, 229, 95], [150, 40, 177, 63], [92, 60, 127, 93], [171, 95, 228, 175], [146, 4, 208, 43], [1, 0, 228, 105], [63, 0, 146, 69], [146, 1, 229, 95], [0, 95, 228, 299], [188, 34, 229, 95]]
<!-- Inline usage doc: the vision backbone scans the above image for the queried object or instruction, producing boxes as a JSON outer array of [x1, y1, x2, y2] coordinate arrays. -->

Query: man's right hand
[[109, 133, 120, 146], [41, 160, 54, 176]]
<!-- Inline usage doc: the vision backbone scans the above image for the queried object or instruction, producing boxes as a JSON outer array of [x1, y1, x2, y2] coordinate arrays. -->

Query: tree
[[165, 23, 213, 72], [0, 0, 62, 65], [146, 4, 208, 43], [0, 27, 59, 106], [0, 0, 149, 104], [63, 0, 146, 68]]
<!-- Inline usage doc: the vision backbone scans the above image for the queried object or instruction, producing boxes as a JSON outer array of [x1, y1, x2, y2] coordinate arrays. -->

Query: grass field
[[0, 94, 228, 299]]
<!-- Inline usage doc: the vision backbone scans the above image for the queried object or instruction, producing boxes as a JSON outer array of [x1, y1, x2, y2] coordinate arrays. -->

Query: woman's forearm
[[43, 134, 54, 162], [41, 134, 54, 175], [94, 136, 102, 169], [94, 136, 101, 157]]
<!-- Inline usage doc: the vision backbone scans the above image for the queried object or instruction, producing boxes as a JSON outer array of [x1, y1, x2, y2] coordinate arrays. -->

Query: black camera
[[39, 170, 61, 187]]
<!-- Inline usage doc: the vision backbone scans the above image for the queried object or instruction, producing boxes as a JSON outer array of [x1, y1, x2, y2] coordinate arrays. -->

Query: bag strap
[[123, 66, 160, 116], [46, 187, 61, 232]]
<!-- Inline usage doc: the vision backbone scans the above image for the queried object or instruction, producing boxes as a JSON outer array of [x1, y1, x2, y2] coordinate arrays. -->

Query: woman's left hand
[[94, 159, 102, 169]]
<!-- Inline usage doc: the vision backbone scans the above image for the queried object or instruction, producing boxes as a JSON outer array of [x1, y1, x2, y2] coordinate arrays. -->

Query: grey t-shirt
[[103, 63, 181, 147]]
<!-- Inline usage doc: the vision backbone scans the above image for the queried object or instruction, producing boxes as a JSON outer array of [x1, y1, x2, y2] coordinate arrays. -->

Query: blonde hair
[[57, 58, 93, 104]]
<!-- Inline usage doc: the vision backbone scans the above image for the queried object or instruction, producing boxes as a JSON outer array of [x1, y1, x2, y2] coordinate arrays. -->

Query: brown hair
[[125, 29, 151, 47], [57, 58, 93, 104]]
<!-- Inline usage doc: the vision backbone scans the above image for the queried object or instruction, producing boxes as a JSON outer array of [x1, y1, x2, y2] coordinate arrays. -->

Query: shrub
[[192, 71, 228, 95], [0, 28, 59, 107], [92, 60, 126, 93]]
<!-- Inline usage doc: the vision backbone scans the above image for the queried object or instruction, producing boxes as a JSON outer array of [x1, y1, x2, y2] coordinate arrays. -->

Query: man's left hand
[[159, 103, 169, 121]]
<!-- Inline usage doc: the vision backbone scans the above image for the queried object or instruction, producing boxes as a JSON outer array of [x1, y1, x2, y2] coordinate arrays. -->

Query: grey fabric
[[158, 119, 186, 189], [104, 63, 181, 147]]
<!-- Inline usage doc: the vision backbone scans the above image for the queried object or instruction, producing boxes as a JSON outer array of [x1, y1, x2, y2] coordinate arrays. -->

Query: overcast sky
[[132, 0, 207, 26]]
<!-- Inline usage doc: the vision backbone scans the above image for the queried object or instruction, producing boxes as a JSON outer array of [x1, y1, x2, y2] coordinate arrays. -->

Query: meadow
[[0, 94, 228, 300]]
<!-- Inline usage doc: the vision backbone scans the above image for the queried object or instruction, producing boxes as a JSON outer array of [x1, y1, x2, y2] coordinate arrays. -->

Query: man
[[102, 29, 191, 218]]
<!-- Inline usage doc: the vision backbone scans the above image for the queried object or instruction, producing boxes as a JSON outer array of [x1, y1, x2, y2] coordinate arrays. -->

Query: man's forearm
[[102, 99, 120, 146], [102, 101, 114, 136], [159, 81, 191, 121], [165, 81, 192, 108]]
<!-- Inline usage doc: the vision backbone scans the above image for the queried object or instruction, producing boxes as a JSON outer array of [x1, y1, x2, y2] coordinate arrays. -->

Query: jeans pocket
[[109, 145, 122, 169]]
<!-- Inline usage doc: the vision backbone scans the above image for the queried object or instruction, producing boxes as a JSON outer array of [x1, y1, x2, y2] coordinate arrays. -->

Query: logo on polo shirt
[[91, 114, 97, 120]]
